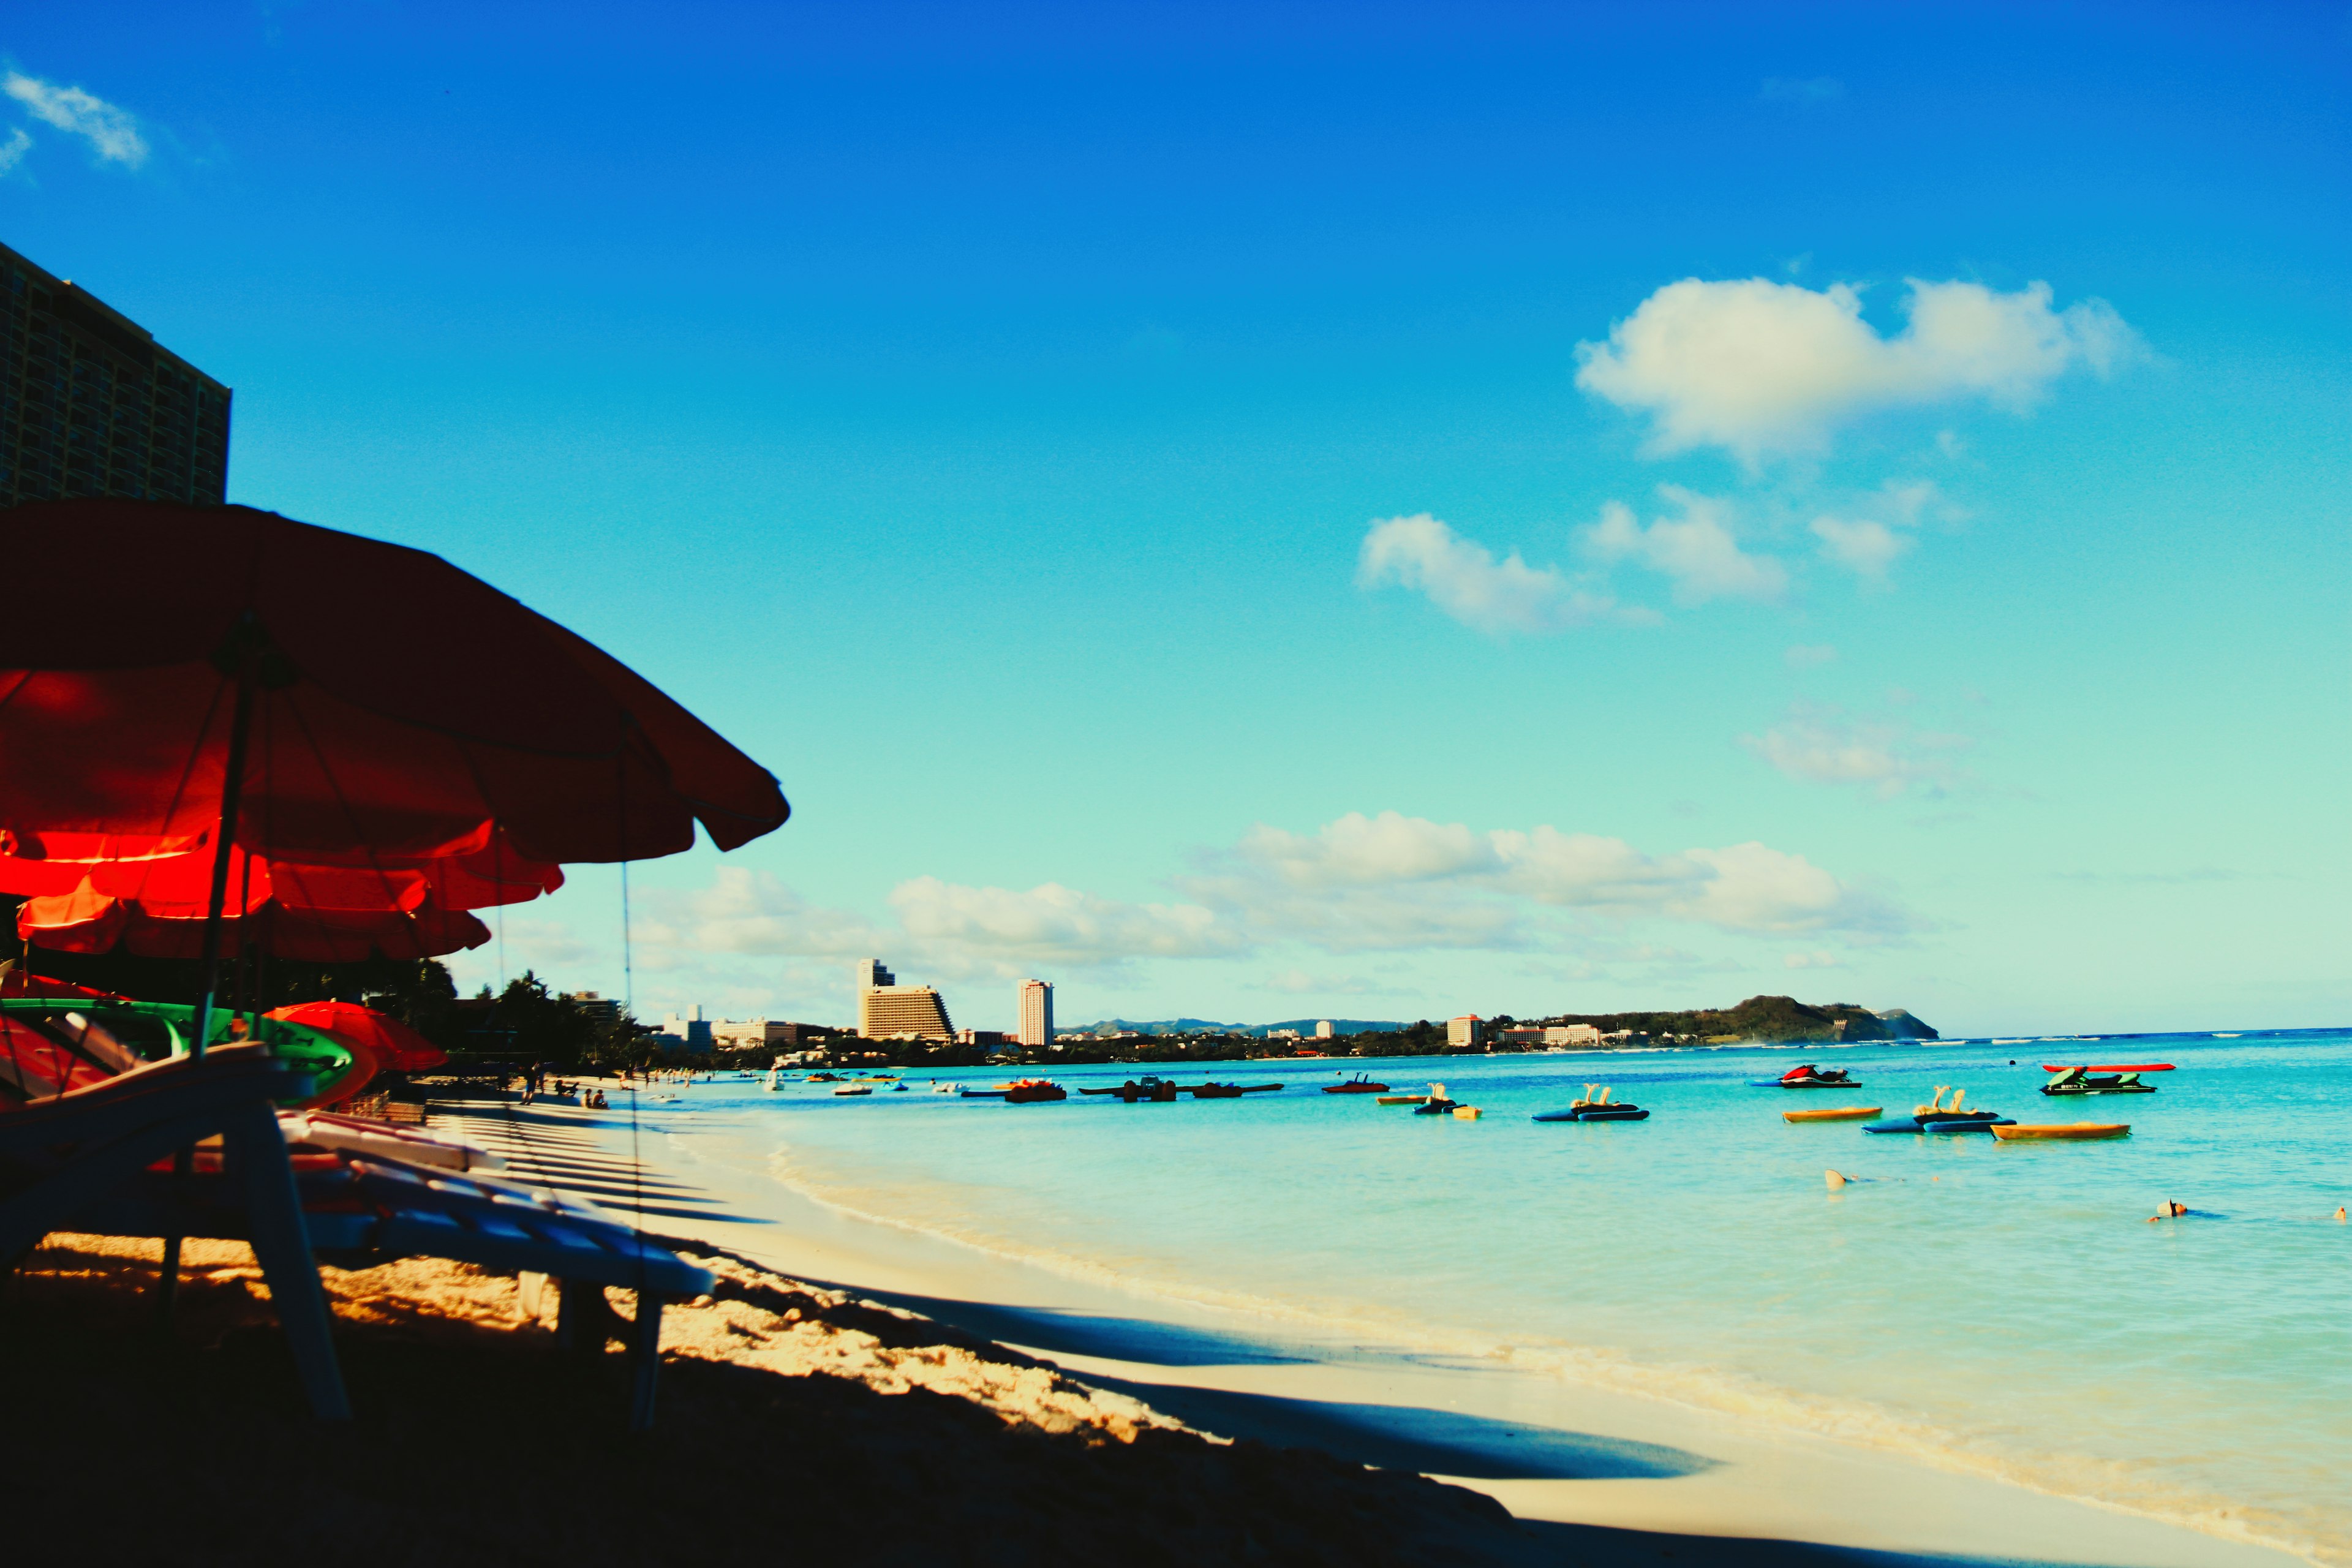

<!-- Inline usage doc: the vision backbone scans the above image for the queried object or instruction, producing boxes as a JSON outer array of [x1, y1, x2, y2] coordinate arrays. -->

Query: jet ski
[[1749, 1063, 1863, 1088], [2040, 1065, 2166, 1096]]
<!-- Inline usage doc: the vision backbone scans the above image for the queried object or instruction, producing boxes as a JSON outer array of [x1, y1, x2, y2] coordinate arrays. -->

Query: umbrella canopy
[[18, 883, 492, 962], [266, 1000, 448, 1072], [0, 829, 564, 913], [0, 500, 789, 865]]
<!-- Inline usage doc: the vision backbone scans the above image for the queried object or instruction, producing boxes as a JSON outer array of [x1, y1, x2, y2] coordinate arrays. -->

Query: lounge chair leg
[[225, 1108, 350, 1421], [155, 1232, 183, 1330], [628, 1289, 663, 1432], [556, 1277, 622, 1352]]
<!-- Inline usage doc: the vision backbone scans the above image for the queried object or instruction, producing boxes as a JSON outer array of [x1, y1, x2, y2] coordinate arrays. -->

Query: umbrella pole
[[190, 669, 258, 1061], [158, 663, 256, 1327]]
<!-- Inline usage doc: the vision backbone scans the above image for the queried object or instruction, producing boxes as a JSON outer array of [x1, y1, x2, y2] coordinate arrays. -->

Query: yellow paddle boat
[[1784, 1106, 1883, 1123]]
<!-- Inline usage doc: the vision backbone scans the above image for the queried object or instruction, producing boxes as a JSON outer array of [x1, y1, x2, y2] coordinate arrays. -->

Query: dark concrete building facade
[[1, 239, 230, 508]]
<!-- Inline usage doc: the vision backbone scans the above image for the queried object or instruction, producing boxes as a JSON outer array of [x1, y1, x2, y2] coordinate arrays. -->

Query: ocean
[[619, 1030, 2350, 1564]]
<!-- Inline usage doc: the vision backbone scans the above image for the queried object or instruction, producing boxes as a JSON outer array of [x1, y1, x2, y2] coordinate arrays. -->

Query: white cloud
[[1811, 514, 1909, 579], [1585, 488, 1788, 605], [1784, 950, 1841, 970], [1810, 480, 1959, 584], [4, 72, 148, 167], [1740, 700, 1974, 799], [0, 127, 30, 176], [636, 866, 891, 959], [1192, 810, 1910, 944], [889, 876, 1240, 966], [1259, 969, 1393, 997], [1575, 276, 2140, 461], [1356, 513, 1619, 634]]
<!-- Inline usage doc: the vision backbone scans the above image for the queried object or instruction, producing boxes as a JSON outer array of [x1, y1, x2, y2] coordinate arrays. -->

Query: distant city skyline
[[9, 6, 2340, 1035]]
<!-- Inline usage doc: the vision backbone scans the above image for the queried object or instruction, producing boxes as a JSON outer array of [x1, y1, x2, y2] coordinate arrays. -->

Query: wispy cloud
[[1575, 277, 2141, 462], [0, 127, 30, 176], [1740, 699, 1974, 799], [1355, 513, 1624, 634], [1586, 487, 1788, 606], [4, 71, 148, 167], [1809, 480, 1958, 584]]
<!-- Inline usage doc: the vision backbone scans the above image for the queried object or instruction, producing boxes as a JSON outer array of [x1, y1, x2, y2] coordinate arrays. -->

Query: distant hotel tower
[[1017, 979, 1054, 1048], [855, 957, 956, 1041], [1, 240, 232, 507]]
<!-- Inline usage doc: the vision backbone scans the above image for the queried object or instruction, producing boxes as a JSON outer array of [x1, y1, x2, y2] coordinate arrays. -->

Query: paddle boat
[[761, 1068, 782, 1092], [1991, 1121, 2132, 1141], [1783, 1105, 1882, 1123], [1861, 1085, 2013, 1134], [1412, 1083, 1458, 1115], [1323, 1073, 1391, 1094], [2040, 1063, 2171, 1096], [1532, 1084, 1650, 1122], [832, 1084, 873, 1097], [1185, 1080, 1282, 1099], [1749, 1063, 1864, 1089], [957, 1085, 1009, 1099], [1376, 1093, 1428, 1105], [1003, 1078, 1068, 1103], [1082, 1076, 1181, 1102]]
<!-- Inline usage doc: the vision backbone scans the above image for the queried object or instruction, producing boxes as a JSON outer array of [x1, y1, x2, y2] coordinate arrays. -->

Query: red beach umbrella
[[265, 1001, 447, 1072], [16, 883, 492, 962], [0, 829, 565, 913], [0, 500, 788, 866], [0, 499, 788, 1043]]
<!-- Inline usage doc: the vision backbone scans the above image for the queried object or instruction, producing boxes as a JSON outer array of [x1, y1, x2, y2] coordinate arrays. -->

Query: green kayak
[[0, 997, 358, 1106]]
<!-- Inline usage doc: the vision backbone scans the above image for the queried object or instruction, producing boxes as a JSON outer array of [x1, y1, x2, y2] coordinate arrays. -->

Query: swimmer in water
[[2148, 1199, 2189, 1221]]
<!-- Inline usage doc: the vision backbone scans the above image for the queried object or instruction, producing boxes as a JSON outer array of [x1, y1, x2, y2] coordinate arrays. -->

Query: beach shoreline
[[450, 1077, 2316, 1568]]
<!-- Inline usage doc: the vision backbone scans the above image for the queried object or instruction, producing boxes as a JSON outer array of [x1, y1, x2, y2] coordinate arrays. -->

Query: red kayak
[[2040, 1063, 2174, 1073]]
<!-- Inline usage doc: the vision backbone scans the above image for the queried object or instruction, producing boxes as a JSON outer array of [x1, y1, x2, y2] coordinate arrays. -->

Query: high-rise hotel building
[[1, 241, 232, 508], [855, 957, 956, 1041], [1016, 979, 1054, 1049]]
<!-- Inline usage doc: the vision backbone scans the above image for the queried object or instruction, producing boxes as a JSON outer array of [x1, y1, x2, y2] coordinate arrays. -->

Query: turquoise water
[[645, 1033, 2351, 1563]]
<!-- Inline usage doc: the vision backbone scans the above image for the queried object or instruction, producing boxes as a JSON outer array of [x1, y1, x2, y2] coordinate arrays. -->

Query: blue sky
[[6, 2, 2345, 1033]]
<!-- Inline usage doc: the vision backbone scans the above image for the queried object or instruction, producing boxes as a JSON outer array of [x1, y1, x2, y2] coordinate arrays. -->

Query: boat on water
[[762, 1068, 781, 1092], [1749, 1063, 1864, 1089], [1992, 1122, 2132, 1141], [1324, 1073, 1391, 1094], [1412, 1082, 1457, 1115], [958, 1087, 1009, 1099], [1187, 1081, 1281, 1099], [2040, 1063, 2172, 1096], [1863, 1086, 2011, 1134], [1533, 1084, 1649, 1122], [1084, 1076, 1181, 1102], [807, 1071, 842, 1082], [832, 1084, 873, 1097], [1376, 1094, 1428, 1105], [1003, 1078, 1067, 1104], [1784, 1105, 1882, 1123]]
